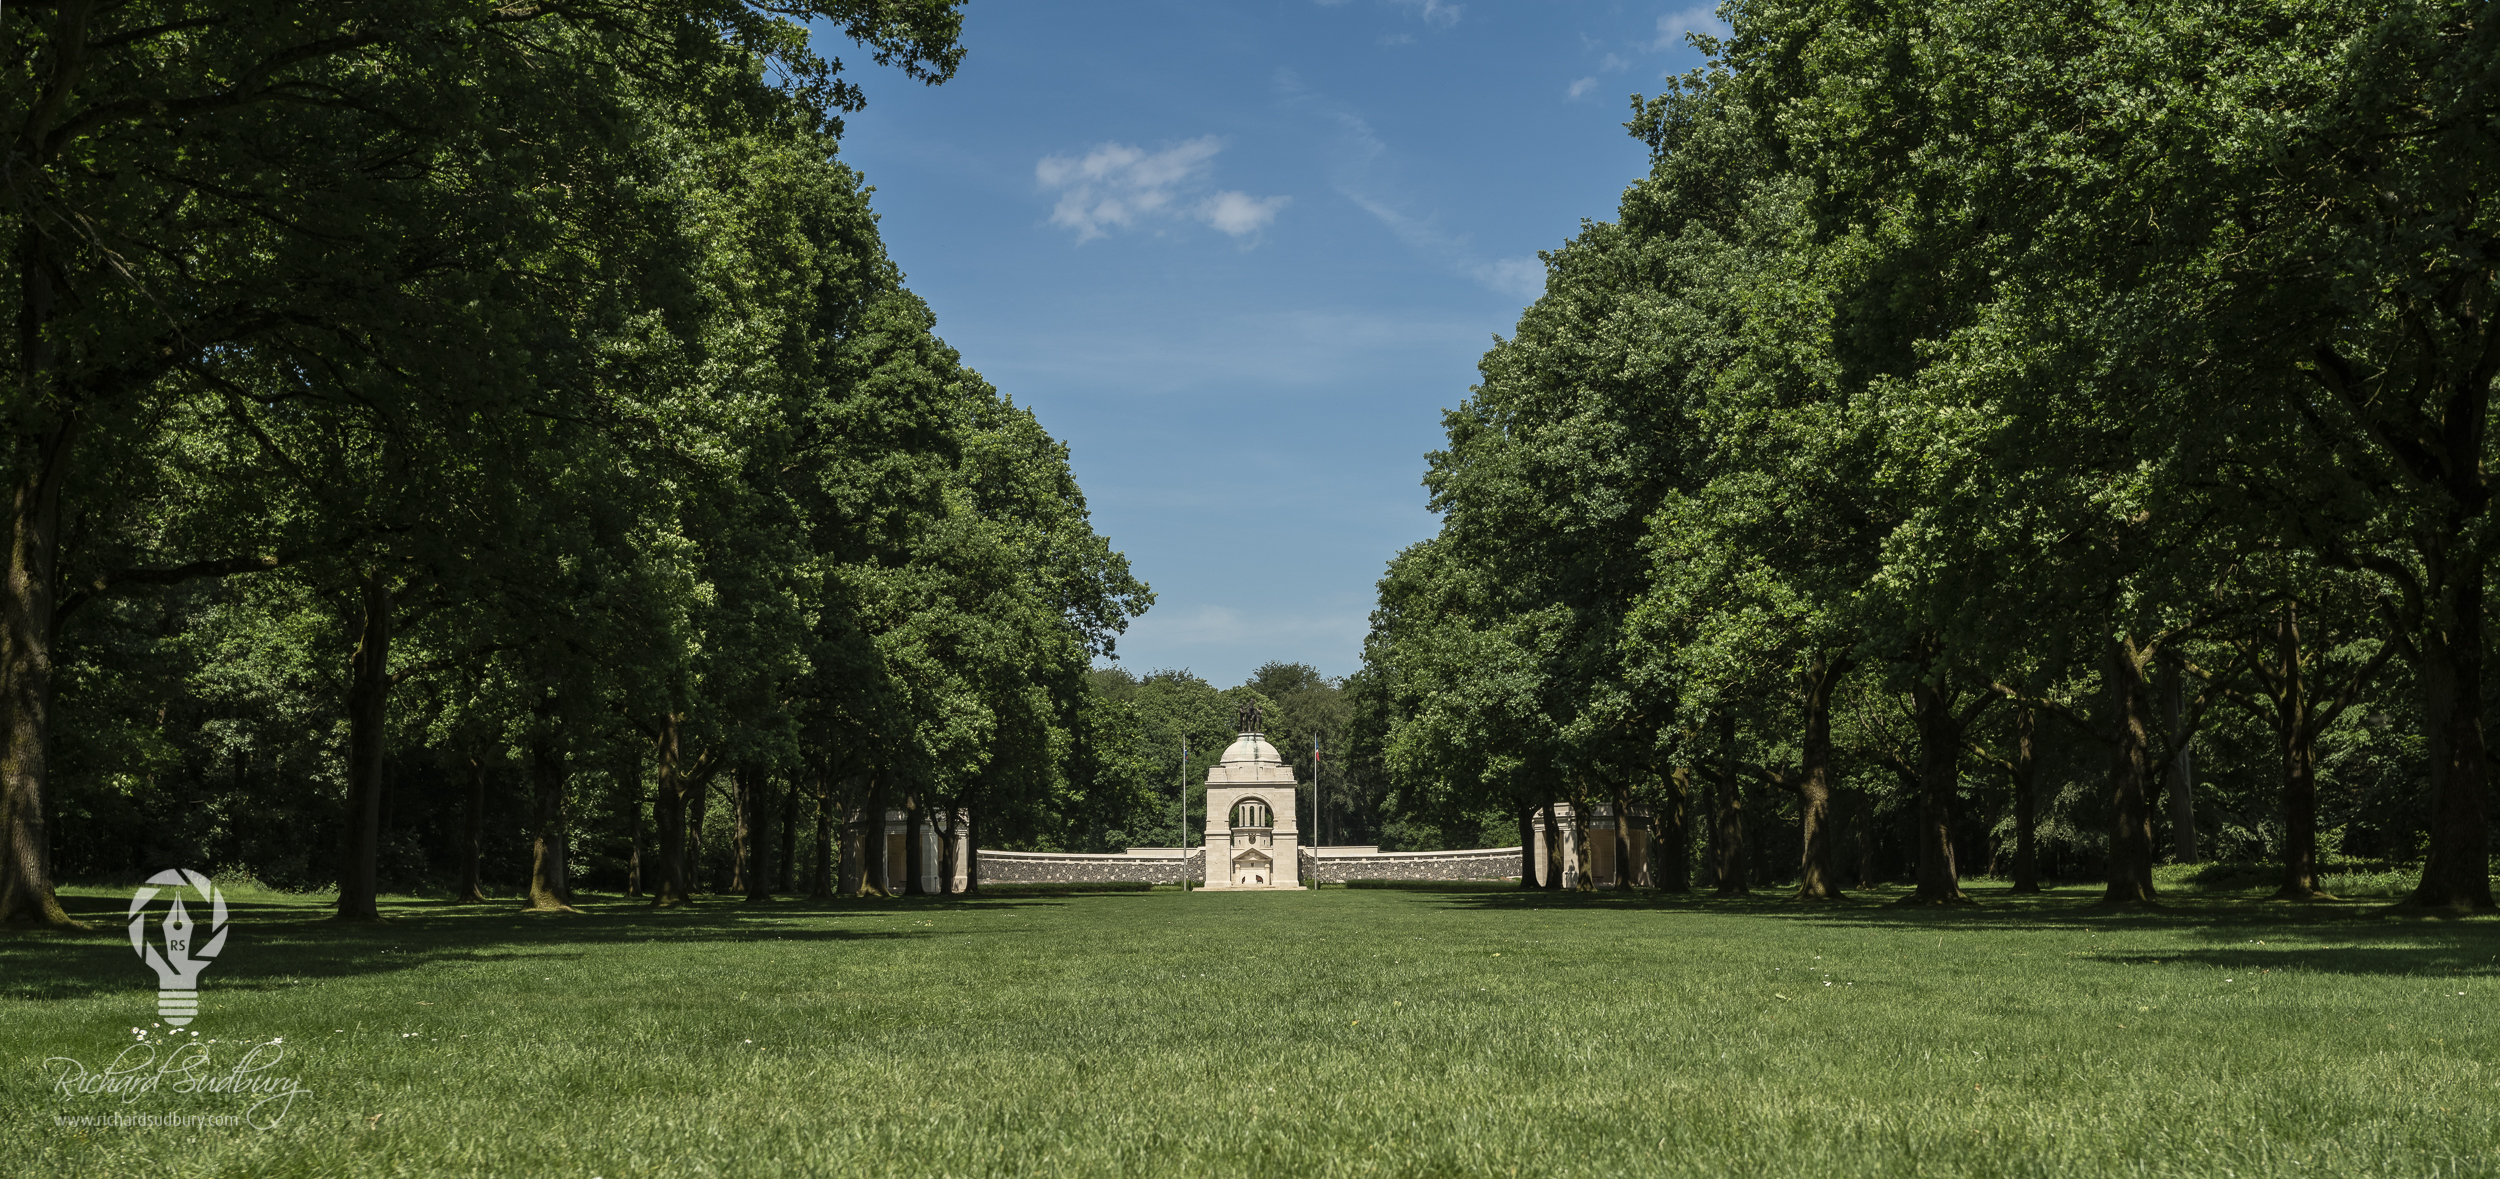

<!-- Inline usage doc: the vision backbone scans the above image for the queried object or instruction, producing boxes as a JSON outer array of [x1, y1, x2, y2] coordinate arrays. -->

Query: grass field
[[4, 880, 2496, 1178]]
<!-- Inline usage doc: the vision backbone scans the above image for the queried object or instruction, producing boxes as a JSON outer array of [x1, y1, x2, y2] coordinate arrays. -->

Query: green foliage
[[1359, 0, 2491, 904], [1, 0, 1167, 910]]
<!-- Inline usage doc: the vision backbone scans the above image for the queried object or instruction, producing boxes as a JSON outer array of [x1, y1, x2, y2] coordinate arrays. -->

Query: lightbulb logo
[[127, 870, 230, 1028]]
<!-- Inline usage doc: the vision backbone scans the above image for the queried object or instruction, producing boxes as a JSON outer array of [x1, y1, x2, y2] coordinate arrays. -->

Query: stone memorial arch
[[1200, 726, 1303, 890]]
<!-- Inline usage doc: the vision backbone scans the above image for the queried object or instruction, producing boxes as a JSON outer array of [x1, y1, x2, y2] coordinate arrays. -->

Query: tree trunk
[[334, 572, 392, 922], [2102, 635, 2160, 903], [1517, 801, 1538, 888], [625, 761, 644, 900], [936, 802, 957, 897], [2264, 606, 2326, 900], [1795, 654, 1847, 900], [0, 217, 80, 926], [1613, 787, 1635, 889], [1850, 793, 1875, 888], [857, 776, 891, 897], [964, 809, 981, 896], [650, 713, 692, 907], [686, 776, 709, 893], [1566, 794, 1593, 890], [1698, 774, 1721, 891], [457, 753, 490, 903], [1540, 797, 1563, 890], [779, 777, 799, 894], [2163, 662, 2197, 864], [903, 792, 928, 896], [2276, 714, 2326, 901], [728, 768, 751, 895], [1907, 677, 1970, 904], [2009, 707, 2042, 893], [839, 804, 865, 896], [1659, 767, 1692, 893], [810, 771, 835, 898], [2404, 538, 2496, 911], [1714, 711, 1748, 896], [522, 698, 573, 913], [743, 766, 773, 902]]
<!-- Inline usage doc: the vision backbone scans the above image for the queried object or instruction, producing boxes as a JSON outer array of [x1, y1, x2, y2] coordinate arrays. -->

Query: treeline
[[1363, 0, 2496, 910], [1082, 660, 1414, 853], [2, 1, 1166, 925]]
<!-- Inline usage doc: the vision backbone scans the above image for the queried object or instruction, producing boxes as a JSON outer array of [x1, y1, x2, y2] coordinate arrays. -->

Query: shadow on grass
[[0, 889, 1086, 1004], [17, 881, 2493, 1003], [1410, 883, 2500, 979]]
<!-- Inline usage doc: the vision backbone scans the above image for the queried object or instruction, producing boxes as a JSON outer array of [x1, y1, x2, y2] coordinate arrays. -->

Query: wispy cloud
[[1650, 4, 1728, 51], [1566, 49, 1634, 102], [1036, 138, 1289, 242], [1317, 0, 1457, 28], [1395, 0, 1463, 26], [1275, 70, 1543, 300], [1341, 191, 1545, 299], [1470, 258, 1547, 298]]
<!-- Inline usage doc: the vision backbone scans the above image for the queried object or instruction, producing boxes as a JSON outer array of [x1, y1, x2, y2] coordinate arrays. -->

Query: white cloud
[[1650, 4, 1729, 51], [1036, 137, 1287, 242], [1471, 258, 1547, 298], [1567, 76, 1599, 100], [1200, 191, 1291, 236]]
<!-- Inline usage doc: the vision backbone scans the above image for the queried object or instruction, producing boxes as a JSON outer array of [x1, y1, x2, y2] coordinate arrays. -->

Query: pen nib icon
[[128, 870, 228, 1028]]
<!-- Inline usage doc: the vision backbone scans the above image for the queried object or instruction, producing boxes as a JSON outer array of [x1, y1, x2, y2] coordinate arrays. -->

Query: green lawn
[[4, 881, 2495, 1177]]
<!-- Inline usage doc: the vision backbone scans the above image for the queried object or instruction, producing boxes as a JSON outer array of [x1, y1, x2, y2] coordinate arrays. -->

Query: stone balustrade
[[970, 845, 1528, 887], [976, 849, 1201, 885], [1300, 846, 1524, 884]]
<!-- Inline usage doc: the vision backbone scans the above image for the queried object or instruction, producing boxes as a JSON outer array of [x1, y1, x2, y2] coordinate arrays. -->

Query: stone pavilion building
[[1199, 729, 1303, 889]]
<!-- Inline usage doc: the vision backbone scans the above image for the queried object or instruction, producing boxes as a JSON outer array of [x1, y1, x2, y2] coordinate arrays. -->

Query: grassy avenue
[[5, 882, 2495, 1177]]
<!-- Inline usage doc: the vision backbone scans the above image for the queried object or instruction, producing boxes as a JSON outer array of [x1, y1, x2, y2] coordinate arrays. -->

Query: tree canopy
[[1361, 0, 2493, 911]]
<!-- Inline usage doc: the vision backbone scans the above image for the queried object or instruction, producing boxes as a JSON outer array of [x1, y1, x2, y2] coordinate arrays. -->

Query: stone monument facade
[[1200, 729, 1303, 889]]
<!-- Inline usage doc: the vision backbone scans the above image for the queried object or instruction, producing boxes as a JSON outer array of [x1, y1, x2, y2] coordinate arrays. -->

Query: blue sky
[[817, 1, 1720, 687]]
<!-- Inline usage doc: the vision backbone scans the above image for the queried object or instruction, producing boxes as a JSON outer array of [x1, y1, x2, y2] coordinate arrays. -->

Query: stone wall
[[1302, 846, 1524, 884], [974, 846, 1526, 885], [976, 850, 1201, 885]]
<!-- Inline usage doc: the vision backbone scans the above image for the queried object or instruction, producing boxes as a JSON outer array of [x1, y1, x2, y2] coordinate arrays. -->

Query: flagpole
[[1179, 736, 1188, 889]]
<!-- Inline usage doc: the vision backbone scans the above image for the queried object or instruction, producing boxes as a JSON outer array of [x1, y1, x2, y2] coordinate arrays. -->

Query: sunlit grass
[[4, 882, 2494, 1177]]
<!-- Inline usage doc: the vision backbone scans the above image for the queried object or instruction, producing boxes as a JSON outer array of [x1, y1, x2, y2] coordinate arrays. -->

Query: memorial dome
[[1217, 732, 1282, 766]]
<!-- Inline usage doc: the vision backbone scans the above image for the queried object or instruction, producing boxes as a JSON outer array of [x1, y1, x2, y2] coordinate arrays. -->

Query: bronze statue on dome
[[1236, 701, 1263, 734]]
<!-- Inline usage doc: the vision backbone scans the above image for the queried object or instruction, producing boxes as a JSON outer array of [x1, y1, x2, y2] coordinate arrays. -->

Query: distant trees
[[1363, 2, 2484, 909]]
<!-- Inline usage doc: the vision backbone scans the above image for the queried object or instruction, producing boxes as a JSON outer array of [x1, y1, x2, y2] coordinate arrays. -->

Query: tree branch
[[55, 553, 282, 624]]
